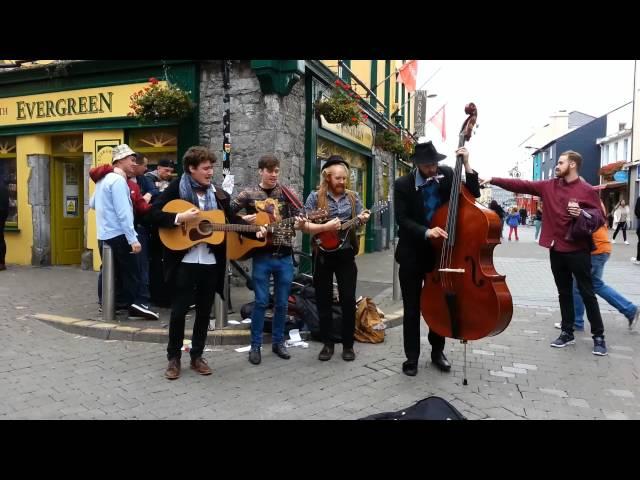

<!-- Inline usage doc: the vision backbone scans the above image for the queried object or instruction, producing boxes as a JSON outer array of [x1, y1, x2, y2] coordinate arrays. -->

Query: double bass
[[420, 103, 512, 382]]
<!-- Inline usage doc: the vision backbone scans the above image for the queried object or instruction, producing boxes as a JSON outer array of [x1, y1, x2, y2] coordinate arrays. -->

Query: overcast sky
[[415, 60, 636, 178]]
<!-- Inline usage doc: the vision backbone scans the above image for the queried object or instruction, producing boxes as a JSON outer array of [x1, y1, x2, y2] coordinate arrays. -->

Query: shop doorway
[[51, 156, 84, 264]]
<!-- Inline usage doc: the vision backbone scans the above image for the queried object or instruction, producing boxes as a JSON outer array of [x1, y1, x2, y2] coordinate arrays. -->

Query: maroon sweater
[[491, 176, 603, 253]]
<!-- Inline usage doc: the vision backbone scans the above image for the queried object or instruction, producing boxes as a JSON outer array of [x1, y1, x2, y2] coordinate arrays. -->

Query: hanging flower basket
[[128, 77, 195, 123], [315, 79, 368, 127], [375, 128, 415, 160], [598, 160, 626, 180]]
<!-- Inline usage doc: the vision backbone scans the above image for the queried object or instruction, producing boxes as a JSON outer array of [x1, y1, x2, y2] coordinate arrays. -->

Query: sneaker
[[128, 303, 159, 320], [625, 241, 630, 245], [248, 346, 261, 365], [550, 331, 575, 348], [611, 239, 616, 244], [629, 307, 639, 331], [592, 336, 608, 356]]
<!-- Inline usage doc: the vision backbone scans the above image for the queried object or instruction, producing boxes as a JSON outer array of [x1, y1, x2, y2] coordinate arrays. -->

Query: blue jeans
[[573, 253, 637, 328], [534, 220, 542, 240], [250, 253, 294, 348]]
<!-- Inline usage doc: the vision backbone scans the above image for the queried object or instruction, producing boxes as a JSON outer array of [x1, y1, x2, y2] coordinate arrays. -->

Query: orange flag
[[397, 60, 418, 93], [427, 104, 446, 142]]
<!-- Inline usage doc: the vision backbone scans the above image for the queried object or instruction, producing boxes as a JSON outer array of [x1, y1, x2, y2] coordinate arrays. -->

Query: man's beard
[[555, 168, 566, 178]]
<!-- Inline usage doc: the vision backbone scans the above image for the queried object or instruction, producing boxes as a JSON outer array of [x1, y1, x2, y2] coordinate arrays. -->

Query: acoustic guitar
[[313, 201, 389, 252], [159, 199, 267, 251], [226, 208, 328, 261]]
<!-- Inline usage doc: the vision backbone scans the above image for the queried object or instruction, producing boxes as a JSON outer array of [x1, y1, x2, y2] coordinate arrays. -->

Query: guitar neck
[[206, 223, 262, 232]]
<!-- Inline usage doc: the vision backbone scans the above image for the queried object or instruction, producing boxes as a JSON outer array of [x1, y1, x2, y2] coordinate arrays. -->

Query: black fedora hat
[[321, 155, 350, 171], [411, 141, 447, 165]]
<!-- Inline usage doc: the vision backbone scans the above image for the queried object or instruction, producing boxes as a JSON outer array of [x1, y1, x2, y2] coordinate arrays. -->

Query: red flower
[[149, 77, 159, 85]]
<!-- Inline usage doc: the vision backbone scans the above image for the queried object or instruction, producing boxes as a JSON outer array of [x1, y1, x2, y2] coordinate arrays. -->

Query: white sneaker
[[632, 257, 640, 265], [611, 239, 616, 244], [554, 322, 561, 329], [624, 241, 629, 245]]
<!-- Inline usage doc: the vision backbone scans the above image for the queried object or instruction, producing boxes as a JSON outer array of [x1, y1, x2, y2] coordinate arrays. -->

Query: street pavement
[[1, 224, 639, 419]]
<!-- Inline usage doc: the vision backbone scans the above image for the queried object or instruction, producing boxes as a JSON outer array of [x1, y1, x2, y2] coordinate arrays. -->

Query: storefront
[[0, 61, 198, 270]]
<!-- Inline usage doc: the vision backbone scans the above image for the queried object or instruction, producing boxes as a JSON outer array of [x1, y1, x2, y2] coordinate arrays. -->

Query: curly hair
[[183, 146, 217, 173]]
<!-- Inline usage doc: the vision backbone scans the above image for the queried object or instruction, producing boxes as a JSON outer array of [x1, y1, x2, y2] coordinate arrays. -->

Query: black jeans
[[636, 227, 640, 260], [167, 262, 220, 360], [98, 235, 141, 307], [549, 249, 604, 337], [0, 209, 7, 265], [612, 222, 627, 241], [399, 264, 445, 362], [313, 248, 357, 348]]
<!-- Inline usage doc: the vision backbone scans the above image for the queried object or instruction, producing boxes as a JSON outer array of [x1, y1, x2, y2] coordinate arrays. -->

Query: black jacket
[[147, 178, 240, 299], [0, 179, 8, 212], [394, 165, 480, 273]]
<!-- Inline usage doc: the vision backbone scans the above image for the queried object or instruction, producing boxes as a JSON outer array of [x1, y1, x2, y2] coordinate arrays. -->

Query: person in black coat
[[0, 177, 9, 271], [148, 146, 263, 380], [394, 141, 481, 376]]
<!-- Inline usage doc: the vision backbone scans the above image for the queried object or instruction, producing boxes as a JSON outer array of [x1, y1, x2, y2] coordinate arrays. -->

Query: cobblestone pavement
[[1, 225, 639, 419]]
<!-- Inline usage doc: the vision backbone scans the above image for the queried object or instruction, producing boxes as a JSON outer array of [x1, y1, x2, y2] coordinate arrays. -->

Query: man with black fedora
[[394, 141, 481, 376]]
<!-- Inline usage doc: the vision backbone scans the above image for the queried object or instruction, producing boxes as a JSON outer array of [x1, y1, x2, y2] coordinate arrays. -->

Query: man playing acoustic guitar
[[150, 146, 265, 380], [231, 154, 307, 365], [300, 156, 370, 362]]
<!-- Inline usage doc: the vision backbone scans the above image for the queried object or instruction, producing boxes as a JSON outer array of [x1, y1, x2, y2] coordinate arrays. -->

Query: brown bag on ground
[[354, 297, 385, 343]]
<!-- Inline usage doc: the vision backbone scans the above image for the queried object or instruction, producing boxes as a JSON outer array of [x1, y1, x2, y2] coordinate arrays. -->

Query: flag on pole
[[397, 60, 418, 93], [427, 104, 446, 142]]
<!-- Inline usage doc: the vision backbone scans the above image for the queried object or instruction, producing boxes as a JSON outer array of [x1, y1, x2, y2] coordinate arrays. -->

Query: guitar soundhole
[[197, 220, 213, 235]]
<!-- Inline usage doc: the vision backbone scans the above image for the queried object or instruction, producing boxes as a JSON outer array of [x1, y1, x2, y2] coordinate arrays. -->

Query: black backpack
[[359, 396, 466, 420]]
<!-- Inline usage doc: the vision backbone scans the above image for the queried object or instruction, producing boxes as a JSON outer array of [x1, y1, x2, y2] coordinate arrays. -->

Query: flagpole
[[391, 65, 442, 118]]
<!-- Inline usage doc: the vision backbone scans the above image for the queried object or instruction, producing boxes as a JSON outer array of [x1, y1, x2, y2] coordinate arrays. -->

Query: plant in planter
[[128, 77, 195, 123], [598, 160, 626, 181], [315, 79, 368, 127], [375, 128, 415, 160]]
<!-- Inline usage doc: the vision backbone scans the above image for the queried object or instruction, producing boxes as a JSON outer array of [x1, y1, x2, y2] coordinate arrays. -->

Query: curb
[[32, 311, 404, 345]]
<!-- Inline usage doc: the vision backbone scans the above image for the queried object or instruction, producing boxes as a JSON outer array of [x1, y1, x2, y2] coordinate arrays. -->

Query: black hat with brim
[[321, 155, 350, 171], [411, 141, 447, 165]]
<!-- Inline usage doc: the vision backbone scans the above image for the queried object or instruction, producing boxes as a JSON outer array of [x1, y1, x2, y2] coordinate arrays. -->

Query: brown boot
[[165, 358, 181, 380], [190, 357, 212, 375]]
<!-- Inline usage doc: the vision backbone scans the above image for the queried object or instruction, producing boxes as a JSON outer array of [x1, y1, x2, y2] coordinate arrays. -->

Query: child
[[507, 207, 520, 241]]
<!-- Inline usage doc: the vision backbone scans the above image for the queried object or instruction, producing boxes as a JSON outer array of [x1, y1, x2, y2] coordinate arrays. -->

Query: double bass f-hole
[[464, 256, 485, 287]]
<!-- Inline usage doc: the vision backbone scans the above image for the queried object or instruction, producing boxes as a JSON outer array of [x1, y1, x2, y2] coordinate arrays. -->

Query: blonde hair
[[317, 164, 349, 211]]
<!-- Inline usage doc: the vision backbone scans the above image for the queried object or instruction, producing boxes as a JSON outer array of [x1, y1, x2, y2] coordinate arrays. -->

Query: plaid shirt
[[231, 184, 301, 249]]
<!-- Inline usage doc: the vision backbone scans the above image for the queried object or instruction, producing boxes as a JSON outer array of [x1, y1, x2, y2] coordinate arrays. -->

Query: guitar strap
[[280, 184, 303, 211], [346, 190, 359, 255]]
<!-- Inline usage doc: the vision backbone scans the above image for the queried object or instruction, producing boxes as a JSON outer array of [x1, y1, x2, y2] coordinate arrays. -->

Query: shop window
[[128, 127, 178, 169], [52, 134, 83, 155], [0, 137, 18, 228]]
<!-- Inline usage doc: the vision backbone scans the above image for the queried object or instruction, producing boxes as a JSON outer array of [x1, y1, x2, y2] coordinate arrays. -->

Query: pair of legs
[[572, 253, 637, 329], [398, 263, 447, 373], [612, 222, 627, 242], [314, 248, 357, 359], [248, 253, 294, 363], [534, 219, 542, 240], [549, 249, 607, 355], [508, 225, 519, 241]]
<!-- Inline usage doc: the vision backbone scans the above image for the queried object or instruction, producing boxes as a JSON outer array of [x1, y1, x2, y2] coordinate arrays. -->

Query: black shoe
[[248, 347, 261, 365], [431, 351, 451, 372], [342, 347, 356, 361], [318, 343, 334, 361], [402, 360, 418, 376], [272, 343, 291, 360], [128, 303, 159, 320]]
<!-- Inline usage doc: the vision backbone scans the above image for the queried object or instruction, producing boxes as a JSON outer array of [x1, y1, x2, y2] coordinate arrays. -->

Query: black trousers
[[636, 227, 640, 260], [98, 235, 141, 307], [549, 249, 604, 336], [0, 209, 7, 265], [612, 221, 627, 241], [167, 262, 220, 360], [399, 263, 445, 362], [314, 248, 357, 348]]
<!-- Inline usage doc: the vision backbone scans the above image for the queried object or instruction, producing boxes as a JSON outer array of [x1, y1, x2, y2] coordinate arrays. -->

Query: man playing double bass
[[394, 141, 480, 376]]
